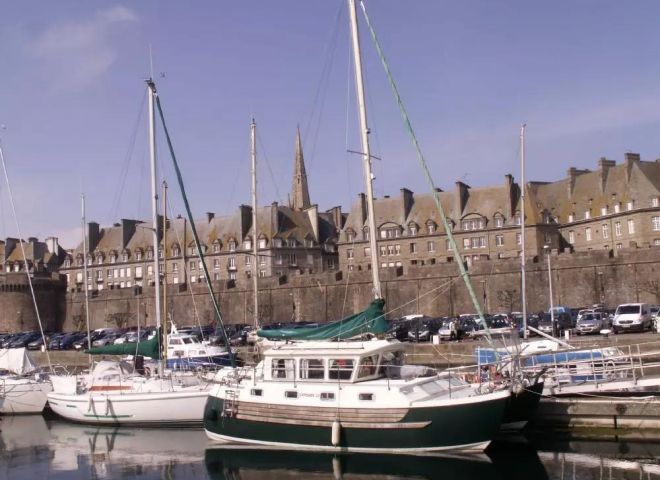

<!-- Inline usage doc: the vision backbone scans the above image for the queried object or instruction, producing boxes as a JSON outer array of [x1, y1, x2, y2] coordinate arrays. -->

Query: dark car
[[47, 333, 66, 350], [8, 332, 42, 348], [0, 333, 23, 348], [387, 320, 410, 342], [407, 317, 441, 342], [27, 334, 55, 351], [59, 332, 87, 350]]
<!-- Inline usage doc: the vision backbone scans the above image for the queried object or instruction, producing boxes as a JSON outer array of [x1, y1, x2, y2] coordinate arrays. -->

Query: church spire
[[290, 126, 311, 210]]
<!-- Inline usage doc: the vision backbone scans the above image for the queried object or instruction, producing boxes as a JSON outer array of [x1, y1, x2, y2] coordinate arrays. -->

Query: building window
[[628, 219, 635, 234], [461, 218, 485, 231], [229, 240, 236, 252], [584, 211, 591, 220], [229, 272, 236, 280], [601, 206, 608, 216], [364, 247, 370, 257], [427, 241, 435, 253], [228, 257, 236, 268], [513, 215, 521, 226], [380, 227, 400, 239], [427, 223, 436, 234], [346, 230, 355, 242], [568, 231, 574, 244], [652, 216, 660, 231], [172, 246, 181, 256], [615, 222, 622, 236], [147, 250, 153, 260], [446, 239, 453, 251], [172, 264, 178, 273], [409, 224, 417, 235], [616, 243, 622, 249], [147, 265, 153, 276], [652, 197, 659, 208], [463, 238, 470, 250], [516, 233, 522, 245], [653, 238, 660, 246], [347, 249, 354, 259], [110, 254, 117, 264], [494, 216, 504, 228], [585, 227, 592, 242], [568, 214, 574, 223], [495, 235, 504, 247], [602, 224, 609, 239], [136, 251, 143, 261], [259, 238, 267, 249], [410, 243, 417, 254], [243, 239, 252, 250], [627, 201, 634, 211], [126, 267, 132, 277], [259, 255, 266, 266], [64, 259, 71, 268], [614, 203, 621, 213], [245, 256, 252, 266], [395, 244, 401, 255], [273, 238, 282, 248], [190, 260, 196, 270], [214, 259, 221, 269], [289, 254, 297, 265]]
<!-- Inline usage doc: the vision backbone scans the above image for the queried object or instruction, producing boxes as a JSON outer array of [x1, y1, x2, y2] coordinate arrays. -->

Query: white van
[[612, 303, 652, 333]]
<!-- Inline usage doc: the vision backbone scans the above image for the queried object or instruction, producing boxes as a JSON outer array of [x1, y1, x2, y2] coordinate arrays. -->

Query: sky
[[2, 1, 660, 249]]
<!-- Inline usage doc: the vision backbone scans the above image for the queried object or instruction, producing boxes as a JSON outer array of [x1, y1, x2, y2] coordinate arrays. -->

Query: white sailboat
[[203, 0, 511, 453], [47, 79, 213, 425]]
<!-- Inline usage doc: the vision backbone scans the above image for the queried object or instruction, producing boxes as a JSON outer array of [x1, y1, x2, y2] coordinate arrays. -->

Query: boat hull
[[500, 381, 544, 431], [203, 391, 509, 453], [0, 378, 51, 414], [47, 388, 209, 425]]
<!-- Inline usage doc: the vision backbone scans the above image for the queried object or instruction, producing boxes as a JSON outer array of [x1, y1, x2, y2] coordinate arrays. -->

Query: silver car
[[576, 312, 607, 335]]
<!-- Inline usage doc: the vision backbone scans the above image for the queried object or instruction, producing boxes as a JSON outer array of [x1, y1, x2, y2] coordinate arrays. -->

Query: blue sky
[[2, 1, 660, 248]]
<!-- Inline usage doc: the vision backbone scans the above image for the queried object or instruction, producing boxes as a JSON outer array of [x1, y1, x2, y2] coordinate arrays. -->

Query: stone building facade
[[337, 153, 659, 273]]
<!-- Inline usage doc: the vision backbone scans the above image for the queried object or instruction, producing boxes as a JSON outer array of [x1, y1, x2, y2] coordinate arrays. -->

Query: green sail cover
[[86, 334, 161, 359], [257, 299, 387, 341]]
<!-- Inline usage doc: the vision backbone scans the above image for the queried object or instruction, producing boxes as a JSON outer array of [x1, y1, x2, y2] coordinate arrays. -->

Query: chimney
[[504, 174, 515, 218], [46, 237, 60, 258], [598, 157, 616, 193], [271, 202, 280, 237], [87, 222, 100, 252], [567, 167, 590, 198], [305, 204, 319, 242], [358, 193, 367, 227], [238, 205, 252, 240], [455, 181, 470, 215], [206, 212, 215, 223], [326, 206, 343, 232], [401, 188, 414, 221], [624, 152, 640, 182], [120, 219, 138, 248]]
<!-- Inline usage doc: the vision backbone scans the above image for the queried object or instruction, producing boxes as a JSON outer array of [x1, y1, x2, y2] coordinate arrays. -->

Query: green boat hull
[[203, 394, 508, 452]]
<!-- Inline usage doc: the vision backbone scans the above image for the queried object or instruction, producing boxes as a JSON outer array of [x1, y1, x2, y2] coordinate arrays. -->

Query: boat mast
[[146, 79, 163, 370], [250, 119, 260, 328], [81, 193, 92, 352], [348, 0, 381, 300], [520, 124, 527, 339], [162, 180, 168, 359]]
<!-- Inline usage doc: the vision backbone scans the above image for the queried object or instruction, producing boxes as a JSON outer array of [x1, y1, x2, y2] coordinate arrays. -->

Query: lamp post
[[544, 245, 555, 336]]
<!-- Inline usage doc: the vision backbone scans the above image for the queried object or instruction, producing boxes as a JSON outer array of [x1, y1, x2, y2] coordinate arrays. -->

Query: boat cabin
[[262, 340, 410, 383]]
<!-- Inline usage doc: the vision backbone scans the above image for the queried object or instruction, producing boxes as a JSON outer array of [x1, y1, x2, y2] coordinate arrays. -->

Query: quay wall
[[1, 248, 658, 332], [58, 247, 659, 331]]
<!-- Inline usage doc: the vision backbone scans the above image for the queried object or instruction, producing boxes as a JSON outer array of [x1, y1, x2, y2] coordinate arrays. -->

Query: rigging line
[[0, 140, 52, 372], [165, 197, 202, 329], [380, 278, 453, 319], [343, 21, 355, 205], [155, 94, 235, 368], [256, 130, 283, 205], [108, 89, 147, 221], [303, 1, 344, 174], [359, 1, 494, 346]]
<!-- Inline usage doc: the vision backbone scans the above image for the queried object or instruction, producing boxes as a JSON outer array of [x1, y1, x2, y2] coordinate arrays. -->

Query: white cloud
[[27, 6, 138, 87]]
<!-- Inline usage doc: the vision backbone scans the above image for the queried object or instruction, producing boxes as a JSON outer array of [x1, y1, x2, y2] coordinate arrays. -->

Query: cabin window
[[329, 359, 354, 381], [251, 388, 263, 397], [169, 339, 182, 345], [358, 393, 374, 401], [357, 355, 379, 379], [299, 359, 325, 380], [285, 391, 298, 399], [320, 392, 335, 401], [271, 359, 295, 380]]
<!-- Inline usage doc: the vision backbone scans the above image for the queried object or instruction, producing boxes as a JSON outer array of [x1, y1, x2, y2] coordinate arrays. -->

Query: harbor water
[[1, 412, 659, 480]]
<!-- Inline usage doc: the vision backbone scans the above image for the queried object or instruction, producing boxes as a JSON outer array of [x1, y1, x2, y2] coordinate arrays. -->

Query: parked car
[[26, 334, 55, 350], [612, 303, 653, 333], [576, 312, 608, 335], [57, 332, 87, 350], [47, 333, 67, 350], [386, 320, 410, 342], [406, 316, 439, 342], [92, 332, 124, 347], [0, 333, 23, 348], [8, 331, 42, 348]]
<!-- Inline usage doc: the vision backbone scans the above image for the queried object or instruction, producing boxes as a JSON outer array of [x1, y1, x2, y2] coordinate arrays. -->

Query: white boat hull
[[0, 377, 52, 414], [48, 387, 210, 425]]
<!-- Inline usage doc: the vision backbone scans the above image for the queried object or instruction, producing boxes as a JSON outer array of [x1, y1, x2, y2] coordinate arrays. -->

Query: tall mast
[[146, 79, 163, 369], [250, 119, 260, 328], [348, 0, 381, 299], [81, 193, 92, 352], [162, 180, 168, 361], [520, 123, 528, 339]]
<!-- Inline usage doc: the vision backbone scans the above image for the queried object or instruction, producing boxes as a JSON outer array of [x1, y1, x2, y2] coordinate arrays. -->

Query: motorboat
[[0, 347, 52, 414]]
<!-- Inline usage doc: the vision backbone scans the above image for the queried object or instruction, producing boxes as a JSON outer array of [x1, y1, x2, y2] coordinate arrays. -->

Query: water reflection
[[0, 415, 658, 480]]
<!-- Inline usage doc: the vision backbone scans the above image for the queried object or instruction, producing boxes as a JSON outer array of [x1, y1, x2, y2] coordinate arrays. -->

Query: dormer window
[[652, 197, 659, 208], [229, 240, 237, 252], [380, 225, 401, 239], [627, 200, 634, 211], [426, 221, 436, 234], [110, 254, 117, 264], [147, 249, 153, 260], [346, 229, 356, 242], [243, 238, 252, 250], [513, 215, 521, 226], [259, 237, 268, 249], [614, 203, 621, 214], [212, 242, 220, 253], [64, 258, 71, 268], [409, 223, 418, 236], [87, 257, 92, 265], [304, 239, 313, 248], [568, 213, 574, 223], [273, 238, 282, 248], [584, 211, 591, 220], [288, 238, 297, 248], [122, 252, 129, 262], [601, 206, 608, 216], [363, 227, 370, 241], [136, 250, 143, 261], [494, 216, 504, 228], [461, 218, 485, 231], [172, 245, 180, 257]]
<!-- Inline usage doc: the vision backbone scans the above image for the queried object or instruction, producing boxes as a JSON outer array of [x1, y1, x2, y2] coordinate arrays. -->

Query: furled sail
[[257, 299, 387, 341], [86, 333, 161, 359]]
